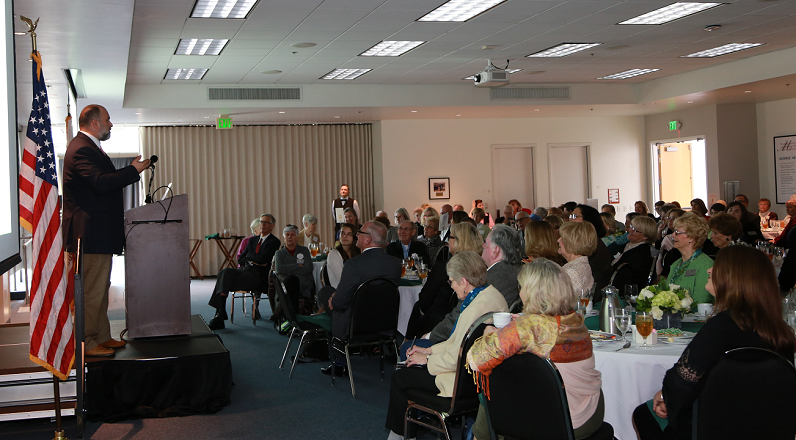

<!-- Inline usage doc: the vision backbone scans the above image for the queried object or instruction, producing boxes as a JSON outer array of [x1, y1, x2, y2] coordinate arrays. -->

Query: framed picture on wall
[[774, 134, 796, 204], [429, 178, 450, 200]]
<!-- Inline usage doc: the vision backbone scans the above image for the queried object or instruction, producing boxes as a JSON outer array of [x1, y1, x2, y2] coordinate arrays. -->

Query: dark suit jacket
[[589, 240, 613, 302], [331, 247, 402, 339], [240, 233, 281, 276], [610, 243, 653, 290], [385, 240, 431, 266], [62, 132, 141, 254]]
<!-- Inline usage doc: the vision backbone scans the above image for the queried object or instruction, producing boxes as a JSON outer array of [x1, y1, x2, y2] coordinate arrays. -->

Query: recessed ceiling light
[[361, 41, 425, 57], [175, 39, 229, 55], [164, 68, 209, 80], [463, 68, 521, 80], [411, 110, 418, 113], [191, 0, 258, 19], [204, 116, 211, 118], [291, 42, 317, 48], [527, 43, 602, 57], [598, 68, 660, 80], [681, 43, 765, 58], [279, 111, 286, 113], [687, 101, 693, 103], [418, 0, 508, 22], [261, 70, 282, 74], [320, 68, 371, 80], [135, 112, 142, 115], [619, 3, 723, 25], [334, 116, 340, 118], [704, 24, 722, 31], [535, 109, 540, 111], [744, 90, 752, 93], [456, 114, 461, 116]]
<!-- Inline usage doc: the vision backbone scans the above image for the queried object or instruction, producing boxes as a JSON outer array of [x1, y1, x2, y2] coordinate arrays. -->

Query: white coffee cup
[[697, 303, 714, 316], [493, 312, 512, 329]]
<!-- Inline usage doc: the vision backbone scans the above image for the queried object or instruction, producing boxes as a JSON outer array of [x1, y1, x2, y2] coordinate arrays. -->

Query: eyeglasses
[[356, 230, 370, 236], [447, 278, 455, 286], [628, 226, 638, 232], [449, 235, 457, 240], [674, 230, 688, 236], [569, 214, 582, 220]]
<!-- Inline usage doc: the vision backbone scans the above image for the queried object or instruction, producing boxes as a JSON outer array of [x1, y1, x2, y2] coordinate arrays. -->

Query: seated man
[[385, 220, 431, 266], [208, 214, 280, 330], [321, 221, 402, 376], [274, 224, 316, 315]]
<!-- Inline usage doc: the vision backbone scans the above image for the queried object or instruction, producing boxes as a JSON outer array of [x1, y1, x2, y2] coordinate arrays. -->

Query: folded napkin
[[204, 233, 219, 240], [312, 254, 328, 262]]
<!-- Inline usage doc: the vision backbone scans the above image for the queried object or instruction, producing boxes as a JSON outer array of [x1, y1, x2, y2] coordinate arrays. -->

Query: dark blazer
[[589, 240, 613, 302], [610, 243, 653, 290], [740, 220, 763, 244], [240, 233, 281, 275], [62, 132, 141, 254], [331, 248, 402, 340], [405, 259, 455, 339], [385, 240, 431, 266]]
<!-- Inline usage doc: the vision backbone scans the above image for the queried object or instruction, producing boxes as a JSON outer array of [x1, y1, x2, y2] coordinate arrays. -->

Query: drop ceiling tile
[[297, 9, 374, 31], [168, 56, 219, 68], [346, 20, 412, 33], [182, 18, 246, 32], [337, 31, 401, 41], [380, 0, 446, 11], [179, 29, 240, 39]]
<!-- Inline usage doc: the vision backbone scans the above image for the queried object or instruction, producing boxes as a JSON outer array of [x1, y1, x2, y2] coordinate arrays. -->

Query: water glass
[[612, 308, 631, 344]]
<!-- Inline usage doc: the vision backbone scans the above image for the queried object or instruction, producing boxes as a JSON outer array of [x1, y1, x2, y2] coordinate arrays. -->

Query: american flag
[[19, 52, 74, 381]]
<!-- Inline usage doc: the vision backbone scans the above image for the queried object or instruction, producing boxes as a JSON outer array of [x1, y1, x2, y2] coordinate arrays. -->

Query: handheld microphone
[[149, 155, 158, 168], [145, 155, 158, 203]]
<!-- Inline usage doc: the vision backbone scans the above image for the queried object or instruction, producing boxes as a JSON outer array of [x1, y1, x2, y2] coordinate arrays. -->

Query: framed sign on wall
[[774, 134, 796, 204], [429, 178, 450, 200]]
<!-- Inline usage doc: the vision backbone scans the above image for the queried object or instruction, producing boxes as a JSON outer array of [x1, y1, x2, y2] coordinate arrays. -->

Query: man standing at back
[[63, 105, 151, 357], [332, 184, 360, 234], [322, 221, 402, 376]]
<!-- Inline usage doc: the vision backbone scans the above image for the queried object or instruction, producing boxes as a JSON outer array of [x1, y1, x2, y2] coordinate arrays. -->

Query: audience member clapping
[[467, 258, 604, 440]]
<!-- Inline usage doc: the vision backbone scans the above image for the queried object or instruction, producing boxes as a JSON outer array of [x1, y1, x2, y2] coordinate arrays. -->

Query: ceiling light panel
[[175, 39, 229, 55], [165, 68, 209, 80], [681, 43, 765, 58], [619, 3, 723, 25], [418, 0, 508, 22], [528, 43, 602, 57], [321, 69, 372, 80], [361, 41, 425, 56], [598, 68, 660, 80], [191, 0, 258, 19]]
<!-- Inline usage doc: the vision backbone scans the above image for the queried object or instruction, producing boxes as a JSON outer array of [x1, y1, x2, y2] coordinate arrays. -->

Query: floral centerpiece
[[636, 281, 693, 330]]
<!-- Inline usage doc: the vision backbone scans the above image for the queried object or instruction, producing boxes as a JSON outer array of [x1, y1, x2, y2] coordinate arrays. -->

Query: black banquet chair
[[693, 347, 796, 440], [329, 276, 400, 397], [403, 312, 492, 440], [483, 352, 614, 440], [274, 272, 328, 378]]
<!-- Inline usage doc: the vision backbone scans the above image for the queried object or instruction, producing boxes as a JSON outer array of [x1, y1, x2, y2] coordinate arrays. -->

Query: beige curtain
[[140, 124, 373, 277]]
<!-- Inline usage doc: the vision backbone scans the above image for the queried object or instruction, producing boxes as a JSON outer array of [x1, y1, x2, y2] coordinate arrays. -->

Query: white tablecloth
[[398, 284, 422, 336], [593, 340, 685, 440]]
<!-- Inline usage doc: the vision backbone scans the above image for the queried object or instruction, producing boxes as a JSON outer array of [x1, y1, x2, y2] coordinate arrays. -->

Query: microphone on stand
[[145, 154, 159, 203]]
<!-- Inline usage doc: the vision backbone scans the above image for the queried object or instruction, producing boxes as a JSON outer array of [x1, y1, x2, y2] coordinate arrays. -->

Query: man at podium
[[208, 214, 280, 330]]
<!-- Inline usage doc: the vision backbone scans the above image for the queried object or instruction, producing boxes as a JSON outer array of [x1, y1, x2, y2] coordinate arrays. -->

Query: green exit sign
[[217, 116, 233, 129], [669, 120, 680, 131]]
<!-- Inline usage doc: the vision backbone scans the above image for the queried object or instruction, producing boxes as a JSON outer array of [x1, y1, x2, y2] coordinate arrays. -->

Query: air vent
[[208, 87, 302, 101], [490, 87, 570, 100]]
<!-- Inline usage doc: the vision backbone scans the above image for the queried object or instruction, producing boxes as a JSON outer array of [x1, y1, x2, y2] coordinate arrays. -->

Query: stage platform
[[0, 315, 232, 423]]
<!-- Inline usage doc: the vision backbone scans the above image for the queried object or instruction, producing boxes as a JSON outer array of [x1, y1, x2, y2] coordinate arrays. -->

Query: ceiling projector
[[473, 61, 510, 87]]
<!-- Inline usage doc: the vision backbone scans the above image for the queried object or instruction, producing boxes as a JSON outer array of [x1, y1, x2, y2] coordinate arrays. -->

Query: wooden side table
[[189, 239, 203, 279], [209, 236, 244, 272]]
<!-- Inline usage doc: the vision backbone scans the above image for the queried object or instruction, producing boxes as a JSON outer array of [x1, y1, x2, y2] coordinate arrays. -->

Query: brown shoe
[[100, 338, 126, 349], [86, 345, 115, 357]]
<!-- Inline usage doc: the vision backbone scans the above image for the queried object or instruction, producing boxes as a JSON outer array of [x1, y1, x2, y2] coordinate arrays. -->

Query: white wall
[[374, 116, 646, 220], [757, 96, 796, 218]]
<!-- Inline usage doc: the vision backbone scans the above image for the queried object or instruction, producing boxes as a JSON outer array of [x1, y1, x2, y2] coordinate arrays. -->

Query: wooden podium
[[123, 194, 191, 338]]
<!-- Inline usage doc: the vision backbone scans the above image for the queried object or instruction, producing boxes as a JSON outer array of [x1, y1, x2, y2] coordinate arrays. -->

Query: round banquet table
[[593, 339, 685, 440]]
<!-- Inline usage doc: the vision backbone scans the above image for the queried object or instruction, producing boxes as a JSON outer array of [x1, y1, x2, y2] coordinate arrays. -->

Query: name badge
[[297, 254, 305, 266], [685, 269, 696, 277]]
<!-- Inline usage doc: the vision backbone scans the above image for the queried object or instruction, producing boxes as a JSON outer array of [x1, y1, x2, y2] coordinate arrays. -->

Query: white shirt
[[80, 130, 102, 150]]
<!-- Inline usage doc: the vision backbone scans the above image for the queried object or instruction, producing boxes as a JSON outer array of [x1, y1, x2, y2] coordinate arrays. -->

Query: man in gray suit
[[322, 221, 402, 376], [427, 224, 523, 344]]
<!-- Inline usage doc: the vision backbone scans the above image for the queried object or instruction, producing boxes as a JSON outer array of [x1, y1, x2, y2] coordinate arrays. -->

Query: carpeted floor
[[4, 278, 463, 440]]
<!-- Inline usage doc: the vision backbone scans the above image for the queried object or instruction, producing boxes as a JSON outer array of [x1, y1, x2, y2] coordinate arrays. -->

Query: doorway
[[548, 144, 590, 207], [492, 145, 535, 216], [651, 138, 707, 207]]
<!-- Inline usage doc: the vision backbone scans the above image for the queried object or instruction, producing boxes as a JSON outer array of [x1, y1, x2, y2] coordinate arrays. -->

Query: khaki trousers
[[82, 254, 113, 351]]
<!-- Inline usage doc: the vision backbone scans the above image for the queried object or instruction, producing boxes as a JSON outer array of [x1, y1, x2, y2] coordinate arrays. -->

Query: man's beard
[[98, 129, 111, 141]]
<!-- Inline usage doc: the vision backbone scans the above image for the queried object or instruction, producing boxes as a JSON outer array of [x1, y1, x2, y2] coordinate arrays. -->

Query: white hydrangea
[[640, 288, 655, 299], [681, 297, 693, 309], [669, 284, 681, 290], [651, 306, 664, 320]]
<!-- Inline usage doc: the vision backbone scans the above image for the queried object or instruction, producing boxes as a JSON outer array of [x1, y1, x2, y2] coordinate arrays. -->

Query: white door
[[492, 145, 535, 215], [549, 144, 589, 206]]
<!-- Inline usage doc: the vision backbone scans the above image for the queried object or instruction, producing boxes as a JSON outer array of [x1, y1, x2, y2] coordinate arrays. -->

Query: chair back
[[321, 262, 331, 287], [272, 272, 301, 324], [695, 347, 796, 440], [348, 277, 400, 339], [447, 313, 491, 410], [485, 353, 575, 440]]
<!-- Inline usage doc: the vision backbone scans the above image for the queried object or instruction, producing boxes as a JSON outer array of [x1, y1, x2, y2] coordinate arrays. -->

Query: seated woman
[[558, 222, 597, 294], [405, 222, 485, 340], [757, 197, 778, 228], [635, 200, 655, 219], [726, 201, 763, 244], [419, 216, 443, 267], [237, 217, 262, 264], [297, 214, 321, 248], [325, 223, 360, 289], [610, 216, 657, 289], [633, 246, 796, 439], [708, 202, 725, 216], [384, 251, 508, 440], [706, 213, 743, 258], [274, 225, 316, 314], [690, 198, 709, 218], [571, 204, 612, 299], [544, 214, 563, 240], [656, 209, 684, 278], [668, 212, 714, 306], [467, 258, 604, 440], [335, 207, 360, 244], [524, 220, 563, 264]]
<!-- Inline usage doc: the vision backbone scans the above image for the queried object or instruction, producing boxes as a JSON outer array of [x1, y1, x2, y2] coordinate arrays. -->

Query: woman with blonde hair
[[467, 258, 604, 440], [524, 221, 563, 264], [668, 212, 713, 306], [558, 222, 598, 294]]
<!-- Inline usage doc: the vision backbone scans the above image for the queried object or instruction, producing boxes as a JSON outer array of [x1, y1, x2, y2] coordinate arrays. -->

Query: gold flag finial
[[20, 15, 39, 53]]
